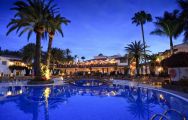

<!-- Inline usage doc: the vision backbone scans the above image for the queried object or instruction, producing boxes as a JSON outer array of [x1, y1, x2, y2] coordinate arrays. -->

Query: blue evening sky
[[0, 0, 183, 59]]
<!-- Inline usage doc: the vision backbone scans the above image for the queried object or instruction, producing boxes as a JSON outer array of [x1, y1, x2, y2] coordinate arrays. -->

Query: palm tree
[[46, 14, 70, 71], [147, 54, 160, 76], [65, 49, 71, 58], [74, 55, 78, 62], [81, 56, 85, 62], [98, 53, 104, 56], [151, 10, 182, 55], [178, 0, 188, 43], [125, 41, 145, 76], [6, 0, 58, 80], [51, 48, 65, 66], [132, 11, 152, 74]]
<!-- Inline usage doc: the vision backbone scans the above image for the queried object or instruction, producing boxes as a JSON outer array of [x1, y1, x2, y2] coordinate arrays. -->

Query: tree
[[161, 52, 188, 68], [147, 54, 160, 76], [64, 49, 71, 58], [46, 14, 70, 71], [7, 0, 58, 80], [0, 49, 22, 57], [125, 41, 146, 76], [51, 48, 65, 66], [74, 55, 78, 61], [178, 0, 188, 43], [0, 47, 2, 55], [151, 10, 182, 55], [132, 11, 152, 74], [20, 43, 35, 64], [81, 56, 86, 61], [98, 53, 104, 56]]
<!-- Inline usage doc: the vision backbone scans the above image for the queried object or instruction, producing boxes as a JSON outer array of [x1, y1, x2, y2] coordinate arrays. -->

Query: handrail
[[150, 113, 169, 120], [159, 109, 186, 120]]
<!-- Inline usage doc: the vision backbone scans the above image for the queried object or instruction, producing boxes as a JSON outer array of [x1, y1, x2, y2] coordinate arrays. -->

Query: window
[[2, 61, 7, 65]]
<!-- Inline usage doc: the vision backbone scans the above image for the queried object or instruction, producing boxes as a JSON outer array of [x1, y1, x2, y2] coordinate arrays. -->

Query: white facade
[[174, 43, 188, 53], [0, 56, 26, 77], [168, 67, 188, 81], [0, 56, 13, 76]]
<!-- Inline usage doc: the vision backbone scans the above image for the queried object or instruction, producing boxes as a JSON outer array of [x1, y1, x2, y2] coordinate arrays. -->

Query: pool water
[[0, 83, 187, 120], [71, 80, 107, 87]]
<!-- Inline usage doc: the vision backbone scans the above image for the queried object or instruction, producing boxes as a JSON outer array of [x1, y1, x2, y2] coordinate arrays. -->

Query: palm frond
[[150, 29, 166, 36]]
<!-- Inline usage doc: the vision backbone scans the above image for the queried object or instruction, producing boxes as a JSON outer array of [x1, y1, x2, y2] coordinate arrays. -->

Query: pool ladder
[[150, 109, 186, 120]]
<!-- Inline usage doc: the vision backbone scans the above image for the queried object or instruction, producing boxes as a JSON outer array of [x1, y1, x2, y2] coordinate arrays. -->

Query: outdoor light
[[9, 62, 14, 66], [6, 91, 12, 96], [45, 69, 50, 80], [157, 67, 163, 72], [19, 90, 23, 94], [159, 94, 164, 100]]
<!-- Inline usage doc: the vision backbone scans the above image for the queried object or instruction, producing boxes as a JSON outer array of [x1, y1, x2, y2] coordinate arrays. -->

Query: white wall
[[116, 60, 128, 66], [0, 57, 11, 75], [168, 67, 188, 81]]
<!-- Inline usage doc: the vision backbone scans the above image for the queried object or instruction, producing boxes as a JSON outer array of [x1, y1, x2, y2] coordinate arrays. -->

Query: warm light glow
[[45, 69, 50, 80], [157, 67, 163, 72], [159, 94, 164, 100], [6, 91, 12, 96], [130, 61, 136, 76], [110, 91, 117, 96], [19, 90, 23, 94], [156, 58, 161, 63], [43, 87, 51, 115], [43, 87, 51, 107], [9, 62, 14, 66]]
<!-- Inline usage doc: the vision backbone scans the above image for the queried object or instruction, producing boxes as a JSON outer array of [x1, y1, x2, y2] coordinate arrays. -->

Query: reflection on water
[[71, 80, 106, 87], [0, 84, 187, 120]]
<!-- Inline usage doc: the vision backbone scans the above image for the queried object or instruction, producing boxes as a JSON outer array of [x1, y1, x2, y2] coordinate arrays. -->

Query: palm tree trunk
[[136, 57, 140, 76], [34, 33, 42, 79], [170, 36, 174, 55], [46, 37, 53, 69], [141, 24, 147, 75]]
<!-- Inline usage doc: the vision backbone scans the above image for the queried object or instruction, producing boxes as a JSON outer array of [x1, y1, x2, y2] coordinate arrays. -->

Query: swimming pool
[[0, 81, 187, 120]]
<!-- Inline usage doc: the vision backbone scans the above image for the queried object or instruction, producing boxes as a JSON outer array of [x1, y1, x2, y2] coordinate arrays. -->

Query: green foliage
[[151, 10, 183, 54], [81, 56, 85, 61], [47, 14, 70, 37], [178, 0, 188, 42], [7, 0, 58, 40], [20, 43, 35, 64], [98, 53, 104, 56], [132, 11, 152, 26], [125, 41, 148, 76], [161, 52, 188, 67], [125, 41, 146, 61], [151, 10, 182, 38], [51, 48, 65, 64], [0, 49, 22, 57]]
